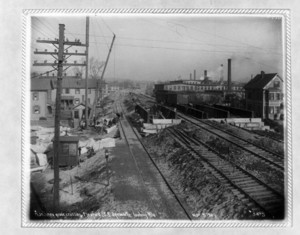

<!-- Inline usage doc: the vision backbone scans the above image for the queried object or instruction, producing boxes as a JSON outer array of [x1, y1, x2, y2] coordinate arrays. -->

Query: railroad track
[[136, 93, 284, 144], [114, 95, 192, 220], [130, 94, 284, 170], [248, 128, 283, 143], [178, 114, 284, 172], [168, 127, 284, 219], [205, 118, 284, 148]]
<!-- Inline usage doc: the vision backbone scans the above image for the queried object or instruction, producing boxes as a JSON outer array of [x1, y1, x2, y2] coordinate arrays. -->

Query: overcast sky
[[31, 15, 283, 83]]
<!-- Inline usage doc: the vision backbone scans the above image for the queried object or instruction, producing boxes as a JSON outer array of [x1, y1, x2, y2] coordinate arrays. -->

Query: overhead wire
[[99, 16, 114, 35], [94, 18, 109, 49], [34, 18, 58, 38], [161, 19, 282, 56], [31, 17, 282, 78], [66, 31, 281, 55]]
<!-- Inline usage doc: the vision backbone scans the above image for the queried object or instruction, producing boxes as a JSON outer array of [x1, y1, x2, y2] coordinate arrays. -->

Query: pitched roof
[[31, 78, 106, 90], [31, 79, 52, 91], [244, 73, 278, 89]]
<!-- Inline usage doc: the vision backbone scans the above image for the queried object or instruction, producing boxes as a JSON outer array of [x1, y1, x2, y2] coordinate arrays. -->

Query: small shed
[[59, 136, 80, 167]]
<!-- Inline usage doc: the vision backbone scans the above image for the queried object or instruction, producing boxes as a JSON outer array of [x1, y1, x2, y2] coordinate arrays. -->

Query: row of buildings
[[153, 71, 284, 120], [31, 77, 119, 120]]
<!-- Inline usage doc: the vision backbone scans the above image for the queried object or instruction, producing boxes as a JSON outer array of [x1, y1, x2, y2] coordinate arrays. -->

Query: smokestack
[[228, 58, 231, 92], [204, 70, 207, 79], [194, 70, 196, 80], [190, 73, 192, 80], [220, 64, 224, 82]]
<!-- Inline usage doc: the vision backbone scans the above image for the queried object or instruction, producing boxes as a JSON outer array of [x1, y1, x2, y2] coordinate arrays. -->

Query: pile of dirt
[[31, 150, 114, 220], [176, 123, 284, 195], [252, 137, 284, 156], [208, 120, 284, 155], [142, 127, 265, 219]]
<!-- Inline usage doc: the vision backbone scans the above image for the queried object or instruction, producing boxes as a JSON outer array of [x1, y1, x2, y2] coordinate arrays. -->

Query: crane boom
[[89, 34, 116, 120]]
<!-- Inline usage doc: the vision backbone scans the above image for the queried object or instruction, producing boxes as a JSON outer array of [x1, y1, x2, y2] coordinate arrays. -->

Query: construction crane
[[89, 34, 116, 121]]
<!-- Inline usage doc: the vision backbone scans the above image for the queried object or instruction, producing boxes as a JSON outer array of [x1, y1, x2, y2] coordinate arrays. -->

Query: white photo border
[[21, 8, 292, 228]]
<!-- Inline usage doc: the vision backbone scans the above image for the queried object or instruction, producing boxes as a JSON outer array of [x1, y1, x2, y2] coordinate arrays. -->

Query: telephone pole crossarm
[[37, 39, 87, 47], [33, 63, 87, 66], [34, 51, 87, 56]]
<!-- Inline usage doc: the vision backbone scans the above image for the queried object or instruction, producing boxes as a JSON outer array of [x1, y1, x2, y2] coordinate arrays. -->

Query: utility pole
[[53, 24, 65, 212], [33, 24, 87, 213], [85, 16, 89, 128]]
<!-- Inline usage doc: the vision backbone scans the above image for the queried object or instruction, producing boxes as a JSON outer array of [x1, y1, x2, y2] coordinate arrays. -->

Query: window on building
[[275, 106, 281, 113], [32, 92, 39, 101], [74, 98, 80, 105], [88, 89, 91, 94], [65, 88, 70, 94], [269, 93, 275, 101], [33, 105, 40, 114], [276, 93, 281, 100], [82, 95, 85, 102], [74, 110, 79, 119], [274, 81, 280, 88], [88, 98, 90, 104], [269, 106, 274, 114], [75, 89, 80, 94], [47, 91, 51, 101]]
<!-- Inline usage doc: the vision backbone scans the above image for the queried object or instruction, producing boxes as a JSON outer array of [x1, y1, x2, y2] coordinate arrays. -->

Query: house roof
[[31, 79, 52, 91], [244, 73, 278, 89], [31, 78, 107, 90], [59, 136, 81, 143], [73, 103, 92, 109]]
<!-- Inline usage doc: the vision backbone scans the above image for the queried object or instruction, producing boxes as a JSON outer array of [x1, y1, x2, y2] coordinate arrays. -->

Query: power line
[[88, 41, 258, 55], [163, 19, 282, 56], [64, 32, 281, 55], [98, 16, 114, 35], [91, 20, 102, 58], [94, 18, 109, 49], [55, 17, 77, 41], [34, 18, 58, 38]]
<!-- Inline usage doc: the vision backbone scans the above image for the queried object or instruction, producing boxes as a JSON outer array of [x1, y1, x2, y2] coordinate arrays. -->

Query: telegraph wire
[[34, 18, 58, 38], [65, 32, 282, 55], [94, 18, 109, 49], [98, 16, 115, 35]]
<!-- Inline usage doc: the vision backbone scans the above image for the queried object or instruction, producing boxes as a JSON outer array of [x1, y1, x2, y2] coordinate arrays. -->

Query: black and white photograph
[[2, 1, 300, 234], [25, 12, 290, 224]]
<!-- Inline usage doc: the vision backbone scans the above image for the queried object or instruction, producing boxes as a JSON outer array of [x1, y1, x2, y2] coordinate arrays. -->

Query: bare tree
[[89, 57, 105, 119], [89, 57, 105, 79]]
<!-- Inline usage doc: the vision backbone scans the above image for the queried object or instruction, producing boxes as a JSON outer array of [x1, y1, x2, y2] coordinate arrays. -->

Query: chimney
[[194, 69, 196, 80], [228, 58, 231, 92], [190, 73, 192, 80], [220, 64, 224, 82], [261, 71, 265, 79], [204, 70, 207, 79]]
